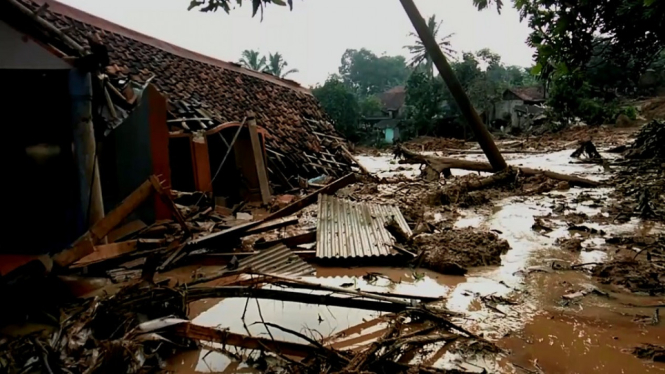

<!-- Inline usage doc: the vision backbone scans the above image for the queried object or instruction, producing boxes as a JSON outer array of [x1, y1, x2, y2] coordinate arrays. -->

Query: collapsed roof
[[2, 0, 352, 181]]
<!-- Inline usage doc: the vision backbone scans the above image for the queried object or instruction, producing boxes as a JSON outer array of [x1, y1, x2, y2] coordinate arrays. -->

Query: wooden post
[[69, 69, 106, 230], [247, 111, 271, 204], [398, 0, 508, 171]]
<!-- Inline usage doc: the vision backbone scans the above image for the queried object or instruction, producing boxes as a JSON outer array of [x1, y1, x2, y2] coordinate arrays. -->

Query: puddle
[[171, 267, 460, 373]]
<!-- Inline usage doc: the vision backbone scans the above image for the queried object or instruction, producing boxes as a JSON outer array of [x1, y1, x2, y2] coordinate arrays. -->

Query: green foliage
[[188, 0, 292, 20], [404, 15, 455, 77], [620, 106, 638, 121], [239, 50, 266, 71], [239, 50, 298, 78], [339, 49, 410, 98], [473, 0, 665, 126], [263, 52, 299, 78], [359, 96, 384, 117], [312, 76, 361, 140], [404, 49, 537, 138], [403, 71, 447, 136]]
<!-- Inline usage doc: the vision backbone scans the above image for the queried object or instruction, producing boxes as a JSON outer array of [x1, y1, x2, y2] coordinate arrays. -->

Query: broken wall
[[100, 85, 171, 223]]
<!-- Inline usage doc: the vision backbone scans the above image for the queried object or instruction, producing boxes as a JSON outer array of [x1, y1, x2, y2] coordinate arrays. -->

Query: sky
[[58, 0, 535, 87]]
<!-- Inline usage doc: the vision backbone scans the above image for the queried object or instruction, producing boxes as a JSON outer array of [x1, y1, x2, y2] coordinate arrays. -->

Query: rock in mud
[[416, 228, 511, 274]]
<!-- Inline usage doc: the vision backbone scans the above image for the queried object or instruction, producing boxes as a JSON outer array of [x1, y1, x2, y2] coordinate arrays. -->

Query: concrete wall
[[0, 20, 70, 69], [493, 100, 524, 128]]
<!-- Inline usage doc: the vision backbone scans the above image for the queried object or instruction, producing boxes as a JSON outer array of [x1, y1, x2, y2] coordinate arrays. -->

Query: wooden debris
[[395, 145, 600, 187]]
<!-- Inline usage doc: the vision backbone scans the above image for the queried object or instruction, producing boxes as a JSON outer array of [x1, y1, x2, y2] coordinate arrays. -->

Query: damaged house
[[491, 86, 546, 130], [0, 0, 352, 268]]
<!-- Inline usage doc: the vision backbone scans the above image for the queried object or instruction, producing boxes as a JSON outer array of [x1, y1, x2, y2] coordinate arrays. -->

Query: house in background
[[378, 86, 407, 118], [375, 119, 402, 143], [492, 86, 546, 129]]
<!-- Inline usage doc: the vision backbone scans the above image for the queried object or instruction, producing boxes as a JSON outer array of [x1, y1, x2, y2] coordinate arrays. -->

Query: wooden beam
[[185, 287, 410, 313], [70, 240, 138, 268], [247, 112, 271, 204], [173, 323, 319, 358], [54, 178, 156, 268], [254, 231, 317, 250], [263, 173, 356, 222], [244, 216, 299, 235]]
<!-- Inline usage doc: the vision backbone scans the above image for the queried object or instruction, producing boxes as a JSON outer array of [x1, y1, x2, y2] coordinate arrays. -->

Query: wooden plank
[[174, 323, 319, 358], [244, 216, 299, 235], [149, 175, 191, 235], [107, 220, 147, 243], [254, 231, 317, 250], [263, 173, 356, 222], [71, 240, 138, 268], [247, 113, 271, 204], [54, 178, 156, 268]]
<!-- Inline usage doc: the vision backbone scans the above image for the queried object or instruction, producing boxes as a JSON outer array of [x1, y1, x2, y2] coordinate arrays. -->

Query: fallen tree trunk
[[395, 145, 600, 187]]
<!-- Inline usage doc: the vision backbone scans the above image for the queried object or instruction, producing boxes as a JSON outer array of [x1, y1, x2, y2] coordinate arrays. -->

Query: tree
[[475, 2, 664, 88], [311, 76, 361, 140], [188, 0, 293, 20], [359, 96, 384, 117], [239, 50, 266, 71], [403, 71, 447, 136], [263, 52, 299, 78], [339, 49, 410, 97], [404, 15, 455, 77]]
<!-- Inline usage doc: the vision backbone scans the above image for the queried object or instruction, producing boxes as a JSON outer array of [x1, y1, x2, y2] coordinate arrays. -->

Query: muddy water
[[360, 149, 665, 373], [174, 148, 665, 373], [170, 267, 460, 373]]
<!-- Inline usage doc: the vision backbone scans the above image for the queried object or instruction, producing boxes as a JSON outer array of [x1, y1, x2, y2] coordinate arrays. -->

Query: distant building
[[378, 86, 407, 118], [492, 86, 546, 129]]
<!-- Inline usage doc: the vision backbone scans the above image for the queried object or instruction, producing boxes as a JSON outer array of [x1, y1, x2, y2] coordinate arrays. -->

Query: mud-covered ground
[[167, 118, 665, 374], [343, 120, 665, 373]]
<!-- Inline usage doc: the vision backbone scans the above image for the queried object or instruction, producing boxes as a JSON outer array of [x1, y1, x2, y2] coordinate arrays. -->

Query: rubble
[[416, 228, 511, 273]]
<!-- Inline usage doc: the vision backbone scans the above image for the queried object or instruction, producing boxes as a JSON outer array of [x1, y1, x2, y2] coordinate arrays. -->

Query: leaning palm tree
[[404, 15, 455, 77], [239, 50, 267, 71], [263, 52, 299, 78]]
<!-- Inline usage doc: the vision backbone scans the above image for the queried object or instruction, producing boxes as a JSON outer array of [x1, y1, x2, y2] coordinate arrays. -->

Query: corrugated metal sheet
[[226, 244, 315, 277], [316, 195, 412, 259]]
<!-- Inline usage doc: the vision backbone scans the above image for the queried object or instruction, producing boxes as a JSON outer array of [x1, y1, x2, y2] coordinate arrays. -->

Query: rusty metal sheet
[[230, 244, 315, 277], [316, 194, 412, 259]]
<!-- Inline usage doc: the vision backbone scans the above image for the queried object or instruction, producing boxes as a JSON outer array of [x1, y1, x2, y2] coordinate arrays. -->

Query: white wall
[[0, 20, 70, 69]]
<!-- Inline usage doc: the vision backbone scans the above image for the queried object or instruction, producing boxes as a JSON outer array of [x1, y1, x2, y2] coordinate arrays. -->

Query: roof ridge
[[32, 0, 311, 94]]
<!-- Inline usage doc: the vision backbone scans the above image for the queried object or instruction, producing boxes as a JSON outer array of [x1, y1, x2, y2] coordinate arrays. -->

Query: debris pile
[[626, 119, 665, 160], [402, 136, 469, 152], [415, 228, 511, 274]]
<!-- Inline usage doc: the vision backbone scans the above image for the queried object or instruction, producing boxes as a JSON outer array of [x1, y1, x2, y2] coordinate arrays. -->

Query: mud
[[402, 136, 470, 152], [592, 260, 665, 295], [416, 228, 511, 273]]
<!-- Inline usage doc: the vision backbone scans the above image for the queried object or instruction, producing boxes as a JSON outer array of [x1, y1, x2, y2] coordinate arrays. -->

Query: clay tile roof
[[505, 86, 546, 102], [379, 86, 406, 111], [9, 0, 350, 179]]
